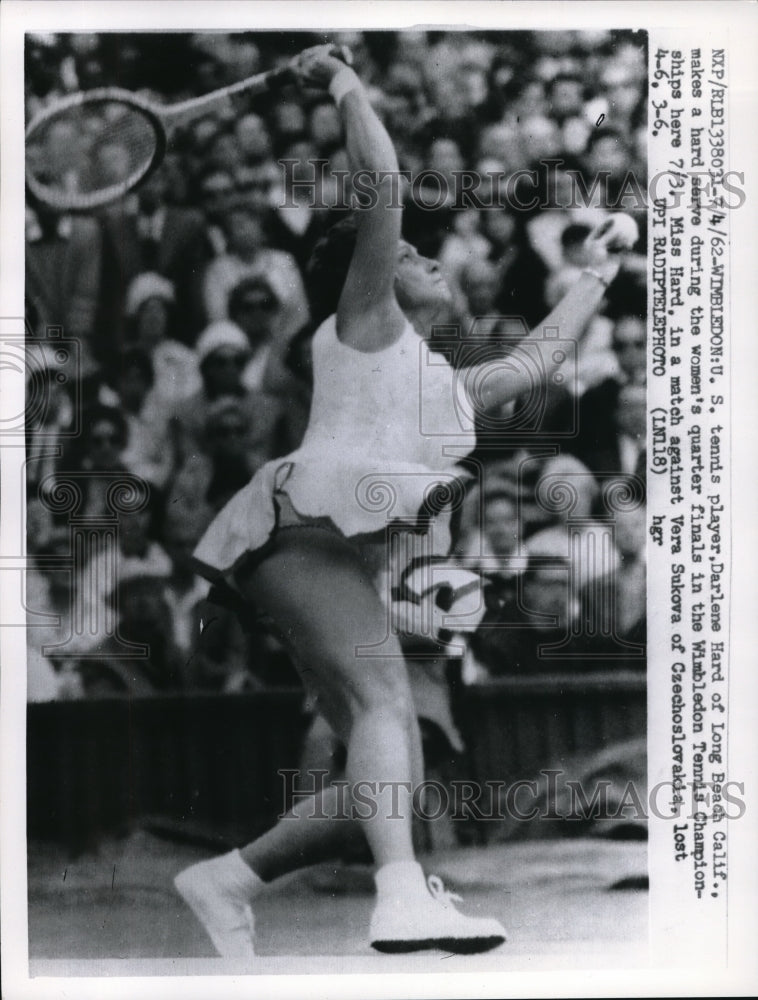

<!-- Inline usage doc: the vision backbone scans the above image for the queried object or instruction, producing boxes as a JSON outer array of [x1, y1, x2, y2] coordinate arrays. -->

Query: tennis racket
[[25, 44, 352, 213]]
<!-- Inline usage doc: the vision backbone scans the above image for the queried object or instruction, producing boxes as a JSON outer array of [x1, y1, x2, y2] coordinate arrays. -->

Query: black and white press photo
[[1, 3, 757, 998]]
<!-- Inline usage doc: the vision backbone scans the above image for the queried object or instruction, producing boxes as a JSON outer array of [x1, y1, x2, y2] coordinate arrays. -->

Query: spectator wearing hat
[[125, 272, 201, 410], [169, 321, 278, 470]]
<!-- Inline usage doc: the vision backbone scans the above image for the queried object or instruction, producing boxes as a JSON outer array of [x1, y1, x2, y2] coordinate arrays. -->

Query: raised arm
[[294, 46, 404, 351], [473, 216, 634, 411]]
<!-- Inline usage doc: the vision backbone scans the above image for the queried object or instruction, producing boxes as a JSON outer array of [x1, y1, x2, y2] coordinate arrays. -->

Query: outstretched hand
[[583, 213, 638, 285]]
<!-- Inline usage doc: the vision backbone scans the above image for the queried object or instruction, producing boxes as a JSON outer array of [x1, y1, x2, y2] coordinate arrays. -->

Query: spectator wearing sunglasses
[[169, 321, 278, 470], [202, 203, 309, 342]]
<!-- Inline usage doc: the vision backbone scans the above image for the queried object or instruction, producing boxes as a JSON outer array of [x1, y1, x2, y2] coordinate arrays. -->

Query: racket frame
[[25, 87, 167, 213]]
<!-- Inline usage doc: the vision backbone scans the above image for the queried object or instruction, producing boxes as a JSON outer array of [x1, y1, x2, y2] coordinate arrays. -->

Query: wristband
[[329, 66, 361, 105], [581, 267, 610, 289]]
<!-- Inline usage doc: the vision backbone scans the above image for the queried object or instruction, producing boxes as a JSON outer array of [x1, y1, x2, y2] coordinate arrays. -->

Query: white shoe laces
[[427, 874, 463, 908]]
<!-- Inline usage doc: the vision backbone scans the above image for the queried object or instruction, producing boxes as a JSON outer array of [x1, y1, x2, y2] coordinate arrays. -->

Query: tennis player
[[174, 44, 630, 958]]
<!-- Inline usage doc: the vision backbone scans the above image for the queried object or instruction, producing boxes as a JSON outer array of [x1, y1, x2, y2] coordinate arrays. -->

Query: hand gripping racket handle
[[163, 44, 354, 123]]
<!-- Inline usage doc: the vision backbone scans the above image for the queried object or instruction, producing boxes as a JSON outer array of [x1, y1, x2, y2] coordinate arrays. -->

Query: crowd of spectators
[[24, 29, 648, 700]]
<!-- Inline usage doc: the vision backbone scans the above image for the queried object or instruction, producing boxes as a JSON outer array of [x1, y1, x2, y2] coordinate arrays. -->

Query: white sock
[[374, 860, 428, 901], [215, 849, 265, 898]]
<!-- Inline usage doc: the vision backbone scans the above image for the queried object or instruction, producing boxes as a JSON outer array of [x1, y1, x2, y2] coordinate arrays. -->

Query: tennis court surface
[[29, 829, 648, 976]]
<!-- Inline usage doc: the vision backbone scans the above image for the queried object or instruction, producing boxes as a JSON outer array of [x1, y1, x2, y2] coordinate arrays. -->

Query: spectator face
[[224, 208, 265, 256], [117, 364, 151, 414], [118, 508, 151, 558], [562, 115, 591, 157], [309, 103, 343, 152], [549, 78, 584, 119], [235, 113, 272, 162], [394, 241, 452, 312], [207, 409, 250, 462], [273, 101, 306, 141], [613, 503, 646, 559], [234, 164, 275, 209], [612, 316, 646, 383], [514, 80, 547, 119], [586, 135, 630, 183], [137, 170, 168, 214], [95, 141, 132, 186], [282, 140, 318, 186], [136, 297, 171, 350], [427, 138, 463, 183], [226, 38, 260, 80], [484, 496, 519, 555], [602, 67, 642, 119], [462, 260, 500, 315], [209, 132, 243, 173], [87, 418, 124, 471], [523, 566, 579, 628], [519, 114, 561, 162], [201, 347, 248, 395], [118, 577, 170, 635], [199, 170, 235, 218], [45, 120, 82, 179], [482, 209, 516, 251], [615, 384, 646, 439], [230, 288, 277, 347], [191, 116, 222, 150]]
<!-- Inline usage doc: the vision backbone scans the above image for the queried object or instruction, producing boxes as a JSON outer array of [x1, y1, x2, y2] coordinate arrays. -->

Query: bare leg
[[236, 526, 424, 876]]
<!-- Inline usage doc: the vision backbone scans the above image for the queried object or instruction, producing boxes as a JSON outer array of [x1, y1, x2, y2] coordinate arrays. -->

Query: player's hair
[[306, 214, 359, 323]]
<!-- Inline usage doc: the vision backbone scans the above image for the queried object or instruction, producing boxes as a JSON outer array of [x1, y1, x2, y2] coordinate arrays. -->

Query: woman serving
[[175, 44, 632, 959]]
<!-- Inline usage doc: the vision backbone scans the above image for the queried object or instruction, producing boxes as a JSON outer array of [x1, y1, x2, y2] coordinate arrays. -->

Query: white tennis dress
[[193, 313, 477, 584]]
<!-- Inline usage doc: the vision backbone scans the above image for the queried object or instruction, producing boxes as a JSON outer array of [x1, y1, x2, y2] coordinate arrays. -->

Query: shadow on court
[[28, 829, 648, 974]]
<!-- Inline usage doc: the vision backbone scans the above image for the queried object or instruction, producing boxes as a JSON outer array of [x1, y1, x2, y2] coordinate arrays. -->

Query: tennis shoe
[[369, 874, 506, 954], [174, 855, 257, 959]]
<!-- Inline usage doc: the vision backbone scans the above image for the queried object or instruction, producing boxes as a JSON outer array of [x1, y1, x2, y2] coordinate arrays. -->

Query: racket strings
[[26, 99, 162, 210]]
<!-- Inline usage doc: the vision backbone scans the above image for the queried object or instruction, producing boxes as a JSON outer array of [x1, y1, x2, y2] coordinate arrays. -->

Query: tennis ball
[[608, 212, 640, 250]]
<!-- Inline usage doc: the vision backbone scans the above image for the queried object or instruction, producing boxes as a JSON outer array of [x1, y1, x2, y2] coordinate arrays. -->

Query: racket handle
[[166, 44, 354, 122]]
